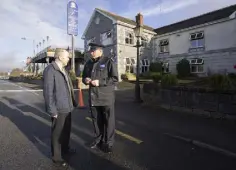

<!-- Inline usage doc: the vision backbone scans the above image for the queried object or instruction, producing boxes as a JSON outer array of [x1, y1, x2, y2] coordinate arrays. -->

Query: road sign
[[67, 0, 78, 36]]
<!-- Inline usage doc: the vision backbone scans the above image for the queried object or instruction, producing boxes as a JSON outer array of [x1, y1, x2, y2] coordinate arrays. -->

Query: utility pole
[[71, 35, 75, 72]]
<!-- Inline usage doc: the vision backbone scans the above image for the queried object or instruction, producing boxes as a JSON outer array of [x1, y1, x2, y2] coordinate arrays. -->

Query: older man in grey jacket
[[43, 48, 77, 167]]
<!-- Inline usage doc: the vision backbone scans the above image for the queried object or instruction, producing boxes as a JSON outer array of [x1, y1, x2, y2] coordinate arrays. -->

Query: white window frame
[[125, 58, 136, 73], [100, 30, 112, 46], [141, 36, 148, 47], [159, 39, 169, 53], [141, 59, 150, 73], [95, 17, 100, 24], [190, 58, 204, 73], [125, 31, 134, 45], [190, 32, 204, 48], [162, 62, 169, 73]]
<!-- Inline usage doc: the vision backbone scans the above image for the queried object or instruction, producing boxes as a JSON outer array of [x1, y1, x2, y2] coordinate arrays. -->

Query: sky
[[0, 0, 235, 72]]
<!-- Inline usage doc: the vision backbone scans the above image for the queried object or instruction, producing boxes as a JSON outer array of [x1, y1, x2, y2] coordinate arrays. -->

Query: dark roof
[[154, 4, 236, 35], [95, 8, 154, 32]]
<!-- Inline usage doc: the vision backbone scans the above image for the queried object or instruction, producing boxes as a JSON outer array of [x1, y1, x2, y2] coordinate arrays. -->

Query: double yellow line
[[85, 117, 143, 144]]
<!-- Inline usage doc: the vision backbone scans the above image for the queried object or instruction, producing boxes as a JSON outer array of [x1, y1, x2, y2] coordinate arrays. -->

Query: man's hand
[[52, 115, 58, 118], [85, 77, 91, 84], [91, 80, 99, 86]]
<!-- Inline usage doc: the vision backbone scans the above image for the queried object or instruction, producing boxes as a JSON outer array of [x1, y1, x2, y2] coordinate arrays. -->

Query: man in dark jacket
[[82, 43, 118, 153], [43, 48, 77, 167]]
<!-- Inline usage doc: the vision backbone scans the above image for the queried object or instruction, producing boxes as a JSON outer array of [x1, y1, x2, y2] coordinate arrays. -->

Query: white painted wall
[[153, 18, 236, 55]]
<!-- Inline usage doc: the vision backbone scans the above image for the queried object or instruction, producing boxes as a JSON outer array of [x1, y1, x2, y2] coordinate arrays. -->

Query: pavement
[[0, 79, 236, 170]]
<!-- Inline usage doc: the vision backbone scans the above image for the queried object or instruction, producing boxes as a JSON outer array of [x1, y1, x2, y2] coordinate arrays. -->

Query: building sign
[[67, 0, 78, 36]]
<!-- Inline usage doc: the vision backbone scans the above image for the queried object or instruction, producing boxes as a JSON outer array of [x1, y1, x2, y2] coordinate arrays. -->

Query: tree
[[27, 65, 32, 72], [75, 51, 84, 58], [176, 58, 190, 78]]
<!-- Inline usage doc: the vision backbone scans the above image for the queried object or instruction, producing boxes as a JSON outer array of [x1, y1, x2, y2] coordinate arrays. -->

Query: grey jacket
[[43, 61, 77, 116]]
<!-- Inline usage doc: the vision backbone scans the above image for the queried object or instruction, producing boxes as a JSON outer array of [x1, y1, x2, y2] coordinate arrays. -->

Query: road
[[0, 79, 236, 170]]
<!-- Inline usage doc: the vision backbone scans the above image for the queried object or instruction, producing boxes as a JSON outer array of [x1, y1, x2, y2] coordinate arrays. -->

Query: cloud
[[0, 51, 24, 72], [143, 0, 198, 17], [122, 0, 236, 20], [122, 0, 198, 18], [0, 0, 111, 71]]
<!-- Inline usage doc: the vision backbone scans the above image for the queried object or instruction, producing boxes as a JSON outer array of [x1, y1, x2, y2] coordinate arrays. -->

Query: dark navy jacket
[[82, 56, 118, 106]]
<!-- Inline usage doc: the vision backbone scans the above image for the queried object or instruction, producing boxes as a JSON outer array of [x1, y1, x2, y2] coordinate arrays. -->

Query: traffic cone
[[78, 88, 86, 109]]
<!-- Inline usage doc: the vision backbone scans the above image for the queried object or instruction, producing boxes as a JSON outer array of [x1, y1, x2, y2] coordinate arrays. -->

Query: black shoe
[[63, 148, 76, 155], [52, 160, 68, 167], [90, 141, 102, 149], [102, 144, 113, 153]]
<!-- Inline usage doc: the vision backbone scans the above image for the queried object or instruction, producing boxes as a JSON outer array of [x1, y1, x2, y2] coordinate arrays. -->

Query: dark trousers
[[51, 112, 71, 161], [90, 105, 115, 146]]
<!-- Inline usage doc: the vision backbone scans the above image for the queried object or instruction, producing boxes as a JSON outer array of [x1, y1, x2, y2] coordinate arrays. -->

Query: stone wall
[[116, 24, 154, 81], [143, 83, 236, 120]]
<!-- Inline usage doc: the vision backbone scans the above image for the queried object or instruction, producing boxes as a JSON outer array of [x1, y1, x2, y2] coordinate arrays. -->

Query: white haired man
[[43, 48, 77, 167]]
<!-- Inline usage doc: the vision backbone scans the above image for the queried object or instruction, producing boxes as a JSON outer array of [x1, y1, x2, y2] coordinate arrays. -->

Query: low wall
[[9, 77, 43, 86], [143, 83, 236, 120]]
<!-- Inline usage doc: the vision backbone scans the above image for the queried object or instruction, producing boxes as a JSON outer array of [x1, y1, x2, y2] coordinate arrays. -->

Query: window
[[162, 62, 169, 73], [141, 36, 148, 47], [190, 32, 204, 48], [190, 58, 204, 73], [100, 30, 112, 46], [125, 58, 136, 73], [159, 39, 169, 53], [141, 59, 150, 73], [125, 32, 134, 44], [95, 17, 100, 24]]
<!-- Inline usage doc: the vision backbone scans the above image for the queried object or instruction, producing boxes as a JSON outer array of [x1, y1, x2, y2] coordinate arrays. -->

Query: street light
[[21, 37, 35, 57], [133, 13, 144, 103]]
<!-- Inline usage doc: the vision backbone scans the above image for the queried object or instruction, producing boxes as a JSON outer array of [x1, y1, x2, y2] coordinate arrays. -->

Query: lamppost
[[21, 37, 35, 57], [133, 13, 144, 103]]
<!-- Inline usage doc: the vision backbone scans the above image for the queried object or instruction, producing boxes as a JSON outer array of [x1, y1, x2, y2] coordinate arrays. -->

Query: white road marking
[[164, 133, 236, 158], [0, 82, 40, 96], [0, 89, 81, 92], [0, 90, 43, 92]]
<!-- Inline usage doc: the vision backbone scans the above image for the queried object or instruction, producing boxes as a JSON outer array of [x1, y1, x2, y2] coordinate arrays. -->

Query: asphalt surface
[[0, 79, 236, 170]]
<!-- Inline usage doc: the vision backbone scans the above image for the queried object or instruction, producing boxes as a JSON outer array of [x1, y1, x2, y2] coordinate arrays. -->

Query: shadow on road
[[0, 97, 127, 170]]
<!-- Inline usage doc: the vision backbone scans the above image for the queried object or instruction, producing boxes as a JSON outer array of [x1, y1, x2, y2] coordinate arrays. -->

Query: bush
[[149, 62, 162, 72], [121, 72, 136, 81], [176, 58, 190, 78], [68, 70, 77, 81], [228, 73, 236, 81], [161, 74, 178, 87], [152, 74, 162, 83], [209, 74, 233, 90], [140, 71, 161, 79]]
